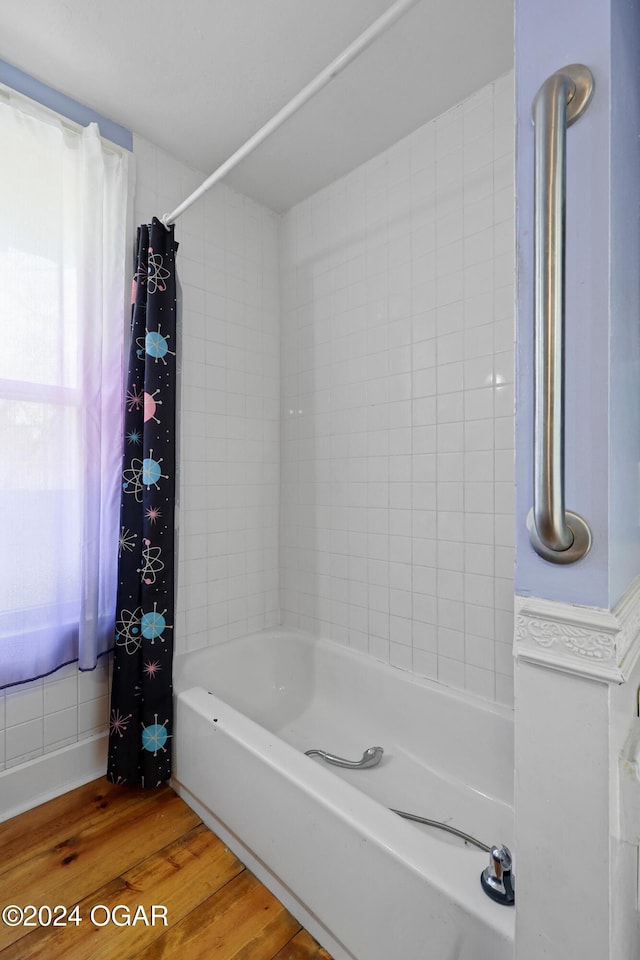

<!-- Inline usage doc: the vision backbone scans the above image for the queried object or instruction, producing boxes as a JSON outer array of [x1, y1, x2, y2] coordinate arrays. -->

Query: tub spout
[[304, 745, 384, 769]]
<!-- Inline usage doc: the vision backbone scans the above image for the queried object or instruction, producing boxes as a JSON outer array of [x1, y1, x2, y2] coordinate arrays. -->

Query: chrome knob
[[480, 844, 515, 905]]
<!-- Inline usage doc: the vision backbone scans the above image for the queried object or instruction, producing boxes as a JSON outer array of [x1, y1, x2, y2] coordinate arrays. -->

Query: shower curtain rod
[[161, 0, 422, 227]]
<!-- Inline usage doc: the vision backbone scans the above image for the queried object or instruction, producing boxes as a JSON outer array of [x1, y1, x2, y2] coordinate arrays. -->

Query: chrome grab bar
[[305, 745, 383, 769], [527, 65, 594, 564]]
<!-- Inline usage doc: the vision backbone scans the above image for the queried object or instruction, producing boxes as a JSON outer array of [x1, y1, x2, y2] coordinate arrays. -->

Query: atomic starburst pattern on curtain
[[108, 217, 178, 787]]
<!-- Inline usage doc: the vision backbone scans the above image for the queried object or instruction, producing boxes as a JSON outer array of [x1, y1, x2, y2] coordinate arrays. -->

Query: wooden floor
[[0, 779, 333, 960]]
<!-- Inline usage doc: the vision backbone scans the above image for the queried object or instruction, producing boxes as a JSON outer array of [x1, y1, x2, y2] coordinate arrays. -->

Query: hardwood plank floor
[[0, 779, 333, 960]]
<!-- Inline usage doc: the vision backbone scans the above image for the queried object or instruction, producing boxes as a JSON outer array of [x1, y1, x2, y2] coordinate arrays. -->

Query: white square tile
[[369, 635, 390, 663], [494, 350, 515, 386], [464, 418, 494, 451], [437, 452, 463, 482], [464, 89, 493, 138], [465, 481, 495, 513], [465, 573, 495, 608], [437, 511, 464, 542], [464, 322, 494, 359], [6, 718, 43, 762], [438, 598, 465, 631], [495, 578, 515, 613], [437, 569, 463, 601], [370, 610, 390, 640], [411, 122, 436, 173], [413, 368, 437, 398], [436, 152, 462, 190], [464, 664, 495, 700], [390, 642, 412, 671], [495, 673, 514, 707], [437, 422, 464, 453], [413, 621, 437, 659], [465, 450, 493, 482], [44, 707, 78, 749], [437, 393, 463, 424], [44, 676, 78, 716], [464, 228, 494, 268], [465, 633, 495, 670], [436, 108, 463, 157], [437, 241, 463, 278], [495, 382, 514, 418], [437, 655, 465, 689], [413, 397, 436, 426], [494, 185, 514, 225], [494, 416, 514, 450], [413, 564, 437, 595], [437, 481, 463, 511], [78, 696, 109, 736], [437, 540, 464, 572], [495, 514, 515, 547], [464, 258, 494, 298], [465, 542, 494, 575], [438, 628, 465, 661], [413, 649, 438, 680], [464, 137, 494, 176], [464, 355, 494, 390], [389, 614, 412, 647], [6, 684, 43, 727], [494, 481, 515, 514], [437, 212, 464, 247], [437, 301, 464, 336], [465, 513, 494, 545], [464, 291, 494, 329], [494, 220, 514, 259], [413, 537, 436, 567], [495, 640, 514, 677], [413, 594, 437, 627], [438, 332, 465, 366], [465, 604, 494, 639], [464, 387, 493, 421], [465, 195, 494, 236]]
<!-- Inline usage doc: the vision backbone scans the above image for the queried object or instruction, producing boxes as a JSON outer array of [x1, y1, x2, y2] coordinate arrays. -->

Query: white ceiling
[[0, 0, 513, 212]]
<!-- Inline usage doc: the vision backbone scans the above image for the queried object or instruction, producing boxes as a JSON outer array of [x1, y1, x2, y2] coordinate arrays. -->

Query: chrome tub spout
[[305, 745, 384, 769]]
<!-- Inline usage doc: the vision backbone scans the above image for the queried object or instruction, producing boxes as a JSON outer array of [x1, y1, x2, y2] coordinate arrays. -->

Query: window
[[0, 87, 130, 688]]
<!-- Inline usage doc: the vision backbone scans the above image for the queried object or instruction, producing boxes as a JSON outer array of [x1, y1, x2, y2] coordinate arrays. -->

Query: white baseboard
[[0, 732, 108, 823]]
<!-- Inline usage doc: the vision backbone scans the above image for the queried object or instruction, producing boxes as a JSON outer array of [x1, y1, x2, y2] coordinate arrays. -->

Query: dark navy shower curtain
[[108, 217, 178, 787]]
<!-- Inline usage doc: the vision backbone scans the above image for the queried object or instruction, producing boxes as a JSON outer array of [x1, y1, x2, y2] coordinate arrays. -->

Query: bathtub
[[172, 629, 514, 960]]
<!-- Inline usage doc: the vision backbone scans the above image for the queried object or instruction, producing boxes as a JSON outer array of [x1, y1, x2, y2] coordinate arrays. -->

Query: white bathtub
[[172, 629, 514, 960]]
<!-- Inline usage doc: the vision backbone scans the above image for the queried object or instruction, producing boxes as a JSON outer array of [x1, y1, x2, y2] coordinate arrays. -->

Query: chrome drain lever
[[305, 745, 383, 769]]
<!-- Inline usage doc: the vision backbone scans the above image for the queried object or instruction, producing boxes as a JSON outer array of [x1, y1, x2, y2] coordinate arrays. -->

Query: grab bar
[[527, 64, 594, 564], [305, 746, 383, 769]]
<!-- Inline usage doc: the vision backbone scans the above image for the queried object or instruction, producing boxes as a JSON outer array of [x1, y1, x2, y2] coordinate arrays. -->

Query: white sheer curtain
[[0, 90, 130, 687]]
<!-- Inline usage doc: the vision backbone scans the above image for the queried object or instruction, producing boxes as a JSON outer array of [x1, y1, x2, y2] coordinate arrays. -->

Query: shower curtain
[[107, 217, 178, 787]]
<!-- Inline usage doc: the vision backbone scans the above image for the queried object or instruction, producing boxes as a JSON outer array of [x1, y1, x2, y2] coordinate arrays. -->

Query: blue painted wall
[[515, 0, 640, 608], [609, 0, 640, 604]]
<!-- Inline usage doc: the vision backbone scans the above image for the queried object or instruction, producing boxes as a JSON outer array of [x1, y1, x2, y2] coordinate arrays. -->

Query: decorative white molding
[[515, 576, 640, 683]]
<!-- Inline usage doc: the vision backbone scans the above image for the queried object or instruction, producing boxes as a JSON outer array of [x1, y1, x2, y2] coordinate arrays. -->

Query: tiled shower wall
[[0, 137, 280, 772], [280, 74, 515, 705]]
